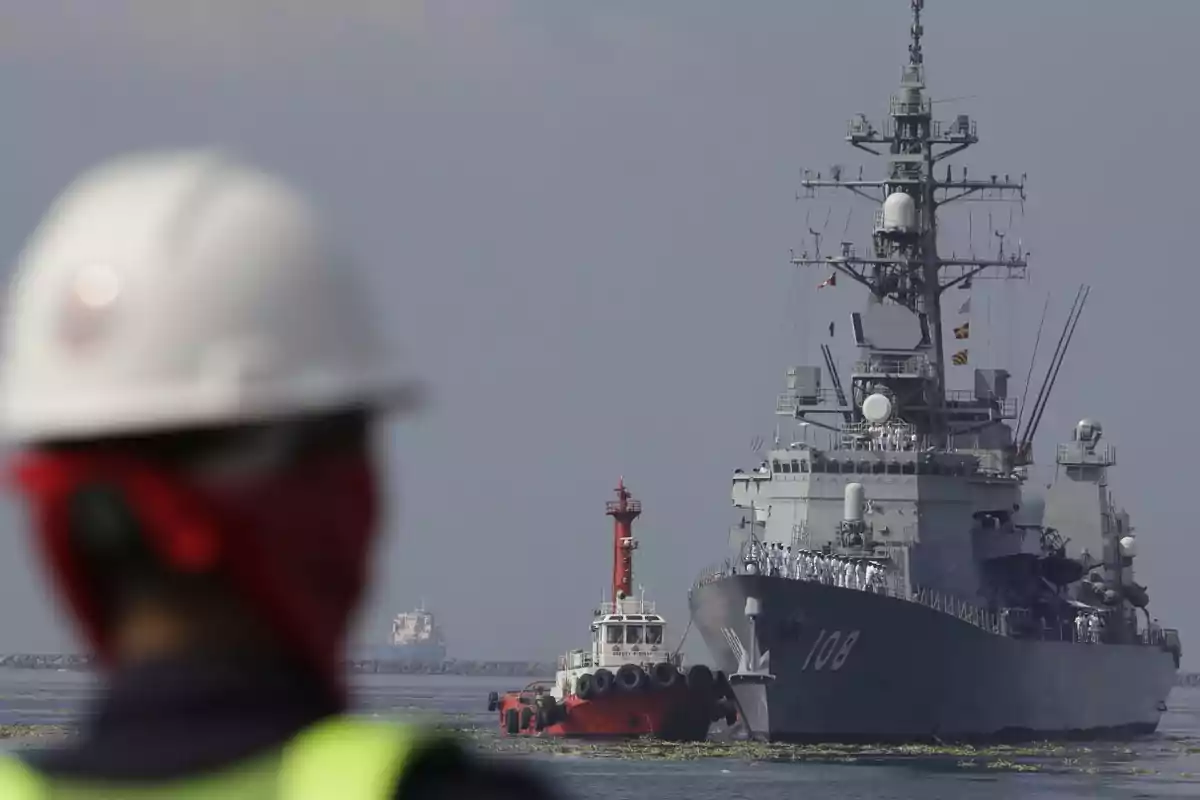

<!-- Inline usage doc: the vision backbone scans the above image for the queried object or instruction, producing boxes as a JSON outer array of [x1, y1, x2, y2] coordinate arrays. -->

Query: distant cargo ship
[[380, 601, 447, 664]]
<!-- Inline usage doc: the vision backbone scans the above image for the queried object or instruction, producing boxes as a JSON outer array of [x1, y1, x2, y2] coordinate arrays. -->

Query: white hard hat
[[0, 149, 421, 443]]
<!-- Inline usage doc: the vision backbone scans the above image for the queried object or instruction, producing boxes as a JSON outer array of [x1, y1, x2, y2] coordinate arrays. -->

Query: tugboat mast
[[605, 478, 642, 604], [790, 0, 1028, 440]]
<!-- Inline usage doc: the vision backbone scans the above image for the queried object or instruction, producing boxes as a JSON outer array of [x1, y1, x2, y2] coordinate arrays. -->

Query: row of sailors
[[740, 541, 888, 593], [1074, 611, 1106, 644]]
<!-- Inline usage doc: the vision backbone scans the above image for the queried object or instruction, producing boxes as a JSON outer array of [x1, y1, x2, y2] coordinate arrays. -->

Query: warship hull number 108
[[689, 0, 1182, 743]]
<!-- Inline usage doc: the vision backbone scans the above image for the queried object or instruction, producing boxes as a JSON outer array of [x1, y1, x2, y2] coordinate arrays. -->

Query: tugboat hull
[[491, 662, 737, 741], [494, 681, 722, 741]]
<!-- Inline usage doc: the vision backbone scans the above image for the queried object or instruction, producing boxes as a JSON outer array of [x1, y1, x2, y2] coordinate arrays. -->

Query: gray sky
[[0, 1, 1194, 668]]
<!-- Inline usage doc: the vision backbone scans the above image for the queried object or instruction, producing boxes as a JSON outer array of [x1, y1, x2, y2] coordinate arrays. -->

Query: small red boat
[[488, 479, 737, 740]]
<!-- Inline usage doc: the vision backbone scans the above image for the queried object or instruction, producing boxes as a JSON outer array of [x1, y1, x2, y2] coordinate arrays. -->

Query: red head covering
[[10, 445, 378, 701]]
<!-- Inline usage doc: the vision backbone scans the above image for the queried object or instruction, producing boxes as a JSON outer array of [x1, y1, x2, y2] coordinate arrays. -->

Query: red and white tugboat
[[488, 479, 737, 740]]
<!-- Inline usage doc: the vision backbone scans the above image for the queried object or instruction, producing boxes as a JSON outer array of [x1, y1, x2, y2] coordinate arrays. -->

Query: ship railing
[[929, 117, 978, 141], [840, 421, 917, 437], [595, 599, 657, 616], [692, 560, 735, 590], [889, 95, 932, 117], [782, 390, 1017, 439], [691, 549, 893, 596], [789, 522, 812, 552], [605, 499, 643, 515], [944, 390, 1019, 418], [692, 555, 1169, 645], [838, 421, 919, 451], [1000, 607, 1115, 644], [776, 388, 844, 415], [853, 356, 933, 377], [691, 553, 1003, 636], [1055, 442, 1117, 467], [559, 652, 596, 671], [1140, 626, 1176, 648], [911, 586, 1003, 635], [847, 118, 873, 139]]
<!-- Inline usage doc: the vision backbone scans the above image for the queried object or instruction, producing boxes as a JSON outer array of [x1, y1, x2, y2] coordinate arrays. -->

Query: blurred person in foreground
[[0, 150, 557, 798]]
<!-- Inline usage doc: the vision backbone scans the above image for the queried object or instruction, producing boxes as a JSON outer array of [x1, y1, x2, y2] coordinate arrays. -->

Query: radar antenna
[[909, 0, 924, 66], [788, 0, 1029, 438]]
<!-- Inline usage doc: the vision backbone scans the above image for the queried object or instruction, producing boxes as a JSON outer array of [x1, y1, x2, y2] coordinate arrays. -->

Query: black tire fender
[[650, 662, 679, 689], [685, 663, 714, 693], [592, 668, 615, 695], [616, 663, 648, 691]]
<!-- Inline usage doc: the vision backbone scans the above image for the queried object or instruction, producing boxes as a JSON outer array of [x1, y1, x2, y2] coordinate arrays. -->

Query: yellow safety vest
[[0, 715, 430, 799]]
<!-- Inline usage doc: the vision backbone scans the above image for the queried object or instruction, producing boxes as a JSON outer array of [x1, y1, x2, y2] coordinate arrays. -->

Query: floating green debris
[[0, 724, 72, 741], [5, 717, 1193, 779], [450, 725, 1200, 776]]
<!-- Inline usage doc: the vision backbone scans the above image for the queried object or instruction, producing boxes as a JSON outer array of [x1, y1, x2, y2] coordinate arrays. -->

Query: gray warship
[[689, 0, 1183, 743]]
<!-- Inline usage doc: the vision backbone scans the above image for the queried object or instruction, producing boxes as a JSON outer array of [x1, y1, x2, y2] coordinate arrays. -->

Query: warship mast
[[790, 0, 1027, 442]]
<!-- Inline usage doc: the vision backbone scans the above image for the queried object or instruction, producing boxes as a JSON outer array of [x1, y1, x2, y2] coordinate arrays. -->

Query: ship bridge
[[584, 599, 669, 669]]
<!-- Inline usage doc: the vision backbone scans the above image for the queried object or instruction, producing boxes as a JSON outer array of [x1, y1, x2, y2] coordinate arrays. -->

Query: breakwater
[[0, 655, 1196, 686], [346, 659, 555, 677], [0, 654, 554, 677]]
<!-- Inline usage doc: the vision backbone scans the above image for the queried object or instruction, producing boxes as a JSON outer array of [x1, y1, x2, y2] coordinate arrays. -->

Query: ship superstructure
[[688, 0, 1182, 742], [386, 601, 447, 664]]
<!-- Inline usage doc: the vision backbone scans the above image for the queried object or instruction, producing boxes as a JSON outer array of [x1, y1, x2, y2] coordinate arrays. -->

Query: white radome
[[861, 392, 893, 424], [881, 191, 916, 232]]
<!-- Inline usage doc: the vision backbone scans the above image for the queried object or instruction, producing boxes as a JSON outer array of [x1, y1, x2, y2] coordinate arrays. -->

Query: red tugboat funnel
[[605, 477, 642, 605]]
